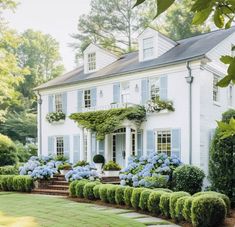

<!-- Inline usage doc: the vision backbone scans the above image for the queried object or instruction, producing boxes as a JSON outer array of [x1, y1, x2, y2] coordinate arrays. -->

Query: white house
[[35, 27, 235, 174]]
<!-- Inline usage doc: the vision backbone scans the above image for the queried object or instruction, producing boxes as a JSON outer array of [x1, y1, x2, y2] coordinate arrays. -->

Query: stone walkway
[[90, 204, 181, 227]]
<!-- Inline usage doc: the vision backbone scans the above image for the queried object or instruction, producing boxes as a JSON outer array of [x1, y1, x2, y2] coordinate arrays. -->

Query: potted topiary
[[93, 154, 105, 173], [58, 163, 72, 175], [103, 161, 121, 177]]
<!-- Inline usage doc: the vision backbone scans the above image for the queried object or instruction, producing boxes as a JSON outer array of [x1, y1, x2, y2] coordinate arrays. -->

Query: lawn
[[0, 192, 145, 227]]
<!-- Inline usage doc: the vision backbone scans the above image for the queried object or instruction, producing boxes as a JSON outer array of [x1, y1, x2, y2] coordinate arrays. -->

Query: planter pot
[[104, 170, 120, 177], [94, 163, 103, 173], [51, 119, 65, 125], [60, 169, 70, 175]]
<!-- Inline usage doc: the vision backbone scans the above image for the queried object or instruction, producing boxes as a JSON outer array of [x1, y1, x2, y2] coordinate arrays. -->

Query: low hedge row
[[0, 175, 34, 192], [69, 181, 230, 227], [0, 165, 18, 175]]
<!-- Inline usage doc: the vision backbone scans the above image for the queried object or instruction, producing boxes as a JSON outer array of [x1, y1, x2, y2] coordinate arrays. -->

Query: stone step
[[101, 176, 120, 183], [33, 188, 69, 196], [52, 180, 69, 185], [52, 175, 66, 181], [48, 185, 69, 190]]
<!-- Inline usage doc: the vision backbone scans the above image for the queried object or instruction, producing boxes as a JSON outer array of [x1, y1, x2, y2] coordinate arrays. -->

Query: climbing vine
[[69, 105, 146, 140]]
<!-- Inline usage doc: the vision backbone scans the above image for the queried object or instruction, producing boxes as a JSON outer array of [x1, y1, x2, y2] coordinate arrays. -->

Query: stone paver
[[148, 225, 180, 227], [119, 212, 148, 218], [134, 217, 167, 223]]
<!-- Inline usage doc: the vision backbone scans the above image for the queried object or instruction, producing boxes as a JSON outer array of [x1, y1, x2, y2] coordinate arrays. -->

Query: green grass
[[0, 192, 145, 227]]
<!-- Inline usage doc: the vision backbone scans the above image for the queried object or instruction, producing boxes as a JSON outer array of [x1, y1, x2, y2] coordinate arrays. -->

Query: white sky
[[4, 0, 91, 72]]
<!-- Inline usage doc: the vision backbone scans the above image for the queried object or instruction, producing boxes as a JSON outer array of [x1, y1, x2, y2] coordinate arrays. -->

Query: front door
[[115, 134, 125, 168]]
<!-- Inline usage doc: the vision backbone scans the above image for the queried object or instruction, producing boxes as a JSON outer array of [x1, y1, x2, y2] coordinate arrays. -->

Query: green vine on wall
[[69, 105, 146, 140]]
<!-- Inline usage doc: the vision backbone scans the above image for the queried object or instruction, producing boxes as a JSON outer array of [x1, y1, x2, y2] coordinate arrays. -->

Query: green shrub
[[99, 184, 112, 203], [115, 186, 126, 205], [191, 195, 226, 227], [73, 160, 89, 167], [193, 191, 230, 214], [153, 188, 172, 193], [169, 191, 190, 219], [107, 185, 118, 204], [103, 161, 121, 171], [124, 186, 134, 206], [147, 190, 166, 214], [13, 175, 33, 192], [131, 188, 145, 209], [182, 197, 193, 222], [93, 154, 105, 164], [69, 180, 78, 197], [7, 175, 14, 191], [75, 180, 88, 198], [139, 189, 152, 211], [83, 181, 100, 200], [0, 166, 18, 175], [175, 196, 190, 221], [173, 165, 205, 194], [93, 184, 102, 199], [159, 192, 171, 218], [142, 176, 168, 189], [0, 134, 17, 166], [58, 163, 72, 171]]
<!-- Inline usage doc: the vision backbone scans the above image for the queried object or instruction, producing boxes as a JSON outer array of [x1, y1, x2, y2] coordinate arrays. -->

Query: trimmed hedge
[[182, 197, 193, 222], [175, 196, 190, 221], [139, 189, 152, 211], [93, 184, 102, 199], [0, 175, 33, 192], [83, 181, 100, 200], [148, 191, 165, 214], [69, 180, 79, 197], [131, 188, 145, 209], [159, 192, 171, 218], [115, 186, 126, 205], [107, 185, 119, 204], [99, 184, 111, 203], [153, 188, 173, 193], [191, 195, 226, 227], [169, 191, 190, 219], [124, 186, 134, 206], [0, 166, 18, 175], [75, 180, 89, 198]]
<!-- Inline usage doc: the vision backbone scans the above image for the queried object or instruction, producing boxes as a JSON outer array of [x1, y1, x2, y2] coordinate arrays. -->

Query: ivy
[[145, 97, 175, 113], [69, 105, 146, 140]]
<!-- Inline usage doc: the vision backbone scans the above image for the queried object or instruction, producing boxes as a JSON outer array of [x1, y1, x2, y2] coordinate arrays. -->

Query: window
[[229, 85, 233, 106], [213, 75, 219, 102], [56, 137, 64, 156], [121, 81, 130, 103], [143, 37, 154, 60], [88, 52, 96, 71], [55, 94, 62, 112], [84, 90, 91, 108], [150, 77, 160, 101], [157, 130, 171, 156], [112, 135, 116, 162]]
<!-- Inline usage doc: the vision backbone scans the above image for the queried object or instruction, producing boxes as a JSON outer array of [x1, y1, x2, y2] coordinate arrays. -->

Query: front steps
[[101, 176, 120, 185], [33, 174, 69, 196]]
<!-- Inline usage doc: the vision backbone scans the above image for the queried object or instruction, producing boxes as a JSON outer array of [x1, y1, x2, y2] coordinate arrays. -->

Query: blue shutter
[[63, 135, 70, 159], [62, 92, 67, 114], [91, 133, 97, 160], [73, 135, 80, 163], [141, 79, 149, 104], [113, 83, 120, 103], [137, 131, 143, 158], [48, 95, 54, 113], [48, 136, 54, 155], [91, 88, 97, 107], [77, 90, 83, 112], [147, 130, 155, 154], [171, 129, 181, 158], [99, 140, 104, 157], [160, 76, 168, 100]]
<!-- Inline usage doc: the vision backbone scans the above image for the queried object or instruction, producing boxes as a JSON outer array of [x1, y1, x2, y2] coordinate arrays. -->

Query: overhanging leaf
[[228, 59, 235, 79], [191, 0, 213, 12], [155, 0, 175, 18], [133, 0, 145, 8], [214, 8, 225, 28], [220, 55, 233, 64], [192, 8, 212, 25], [216, 75, 232, 87]]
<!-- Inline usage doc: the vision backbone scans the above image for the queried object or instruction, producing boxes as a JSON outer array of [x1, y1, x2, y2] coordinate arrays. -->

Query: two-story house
[[35, 27, 235, 173]]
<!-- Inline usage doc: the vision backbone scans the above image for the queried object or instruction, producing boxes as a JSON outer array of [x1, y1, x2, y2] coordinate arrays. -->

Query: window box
[[46, 111, 66, 124], [103, 170, 120, 177]]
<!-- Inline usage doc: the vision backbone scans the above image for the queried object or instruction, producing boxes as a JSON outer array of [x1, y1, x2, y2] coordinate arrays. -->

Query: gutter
[[37, 91, 43, 156], [186, 62, 194, 165]]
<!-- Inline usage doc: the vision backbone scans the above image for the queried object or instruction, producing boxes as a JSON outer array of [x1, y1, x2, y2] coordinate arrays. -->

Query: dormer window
[[143, 37, 154, 60], [88, 52, 96, 71]]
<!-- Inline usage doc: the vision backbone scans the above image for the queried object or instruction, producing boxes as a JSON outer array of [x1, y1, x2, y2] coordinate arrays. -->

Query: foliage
[[15, 142, 37, 162], [46, 111, 66, 123], [55, 155, 68, 162], [70, 105, 146, 140], [175, 196, 190, 221], [0, 165, 18, 175], [145, 97, 175, 113], [93, 154, 105, 164], [191, 195, 226, 227], [139, 189, 152, 211], [69, 180, 78, 197], [0, 175, 33, 192], [119, 152, 181, 187], [83, 181, 101, 200], [147, 191, 165, 214], [107, 185, 119, 203], [0, 133, 17, 166], [182, 197, 193, 222], [73, 160, 89, 167], [153, 188, 173, 193], [93, 184, 102, 199], [159, 192, 171, 218], [173, 164, 205, 194], [142, 176, 168, 189], [115, 186, 126, 205], [103, 161, 121, 171], [99, 184, 112, 203], [209, 109, 235, 206], [58, 163, 72, 171], [75, 179, 89, 198], [131, 188, 145, 209], [124, 186, 134, 206], [169, 191, 190, 219]]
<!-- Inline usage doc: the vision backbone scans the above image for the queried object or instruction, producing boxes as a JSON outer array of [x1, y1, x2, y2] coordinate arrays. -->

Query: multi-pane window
[[112, 135, 116, 162], [143, 37, 154, 60], [121, 81, 130, 103], [150, 77, 160, 101], [213, 75, 219, 102], [56, 137, 64, 156], [88, 52, 96, 71], [157, 130, 171, 156], [84, 90, 91, 108], [55, 94, 63, 112], [229, 85, 233, 106]]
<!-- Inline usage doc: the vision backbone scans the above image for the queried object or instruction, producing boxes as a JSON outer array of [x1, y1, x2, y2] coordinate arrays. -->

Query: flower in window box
[[46, 111, 66, 123]]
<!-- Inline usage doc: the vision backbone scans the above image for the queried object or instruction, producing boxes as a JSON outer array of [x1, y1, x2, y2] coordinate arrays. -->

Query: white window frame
[[121, 81, 130, 103], [228, 84, 233, 106], [56, 136, 64, 156], [149, 77, 160, 101], [156, 129, 171, 156], [213, 75, 220, 103], [84, 89, 91, 108], [55, 94, 63, 112], [88, 52, 96, 71], [143, 37, 154, 60]]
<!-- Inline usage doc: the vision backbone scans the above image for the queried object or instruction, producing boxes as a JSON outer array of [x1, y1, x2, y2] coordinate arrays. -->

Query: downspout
[[37, 91, 42, 156], [185, 62, 194, 165]]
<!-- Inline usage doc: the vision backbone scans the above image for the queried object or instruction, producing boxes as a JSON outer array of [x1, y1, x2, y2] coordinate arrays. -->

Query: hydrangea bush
[[119, 152, 182, 188]]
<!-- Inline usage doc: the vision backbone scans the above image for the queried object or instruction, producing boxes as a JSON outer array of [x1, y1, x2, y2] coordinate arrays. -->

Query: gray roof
[[36, 27, 235, 90]]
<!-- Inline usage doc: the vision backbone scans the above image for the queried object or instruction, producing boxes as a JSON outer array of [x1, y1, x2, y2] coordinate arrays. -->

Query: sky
[[4, 0, 91, 72]]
